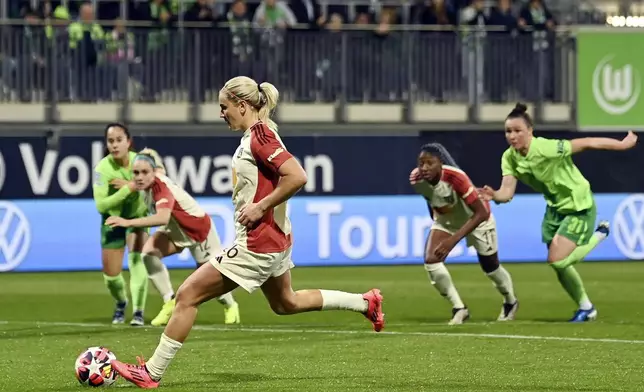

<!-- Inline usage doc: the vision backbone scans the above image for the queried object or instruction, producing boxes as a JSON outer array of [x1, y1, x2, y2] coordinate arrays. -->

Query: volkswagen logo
[[0, 202, 31, 272], [613, 194, 644, 260]]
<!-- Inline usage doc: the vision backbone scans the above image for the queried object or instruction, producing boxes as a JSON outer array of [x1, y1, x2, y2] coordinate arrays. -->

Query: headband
[[133, 154, 157, 168]]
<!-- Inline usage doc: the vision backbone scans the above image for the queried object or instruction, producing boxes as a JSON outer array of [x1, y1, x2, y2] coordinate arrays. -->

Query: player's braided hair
[[420, 143, 459, 168]]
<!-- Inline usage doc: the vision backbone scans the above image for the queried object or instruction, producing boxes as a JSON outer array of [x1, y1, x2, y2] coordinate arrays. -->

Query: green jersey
[[93, 151, 147, 219], [501, 137, 593, 214]]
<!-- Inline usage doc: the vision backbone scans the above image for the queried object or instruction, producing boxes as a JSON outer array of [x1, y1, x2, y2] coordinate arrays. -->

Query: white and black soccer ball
[[74, 346, 118, 387]]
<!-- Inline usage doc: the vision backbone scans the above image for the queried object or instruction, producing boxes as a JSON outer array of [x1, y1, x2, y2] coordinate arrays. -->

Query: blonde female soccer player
[[111, 76, 385, 389], [480, 103, 637, 322], [106, 151, 240, 327], [93, 123, 149, 326]]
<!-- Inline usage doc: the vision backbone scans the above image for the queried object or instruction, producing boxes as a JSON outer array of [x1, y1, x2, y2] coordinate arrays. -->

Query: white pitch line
[[1, 320, 643, 345]]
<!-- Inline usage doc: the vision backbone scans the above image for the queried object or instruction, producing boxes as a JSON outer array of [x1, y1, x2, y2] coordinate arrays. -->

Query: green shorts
[[541, 202, 596, 246], [100, 222, 149, 249]]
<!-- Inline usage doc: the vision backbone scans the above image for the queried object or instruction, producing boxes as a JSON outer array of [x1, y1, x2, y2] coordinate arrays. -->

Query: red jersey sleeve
[[152, 178, 176, 210], [442, 168, 478, 205], [250, 124, 293, 173]]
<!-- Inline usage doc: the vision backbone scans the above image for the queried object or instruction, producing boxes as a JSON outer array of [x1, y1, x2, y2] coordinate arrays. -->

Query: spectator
[[519, 0, 555, 31], [488, 0, 517, 32], [289, 0, 325, 27], [225, 0, 255, 74], [253, 0, 297, 29], [68, 2, 107, 101], [518, 0, 555, 101], [253, 0, 296, 83], [184, 0, 219, 23], [105, 19, 140, 99], [138, 0, 175, 101], [460, 0, 488, 27], [412, 0, 457, 26]]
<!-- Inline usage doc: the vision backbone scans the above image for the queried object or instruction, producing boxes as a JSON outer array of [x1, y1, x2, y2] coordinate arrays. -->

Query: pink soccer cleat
[[111, 356, 160, 389], [362, 288, 385, 332]]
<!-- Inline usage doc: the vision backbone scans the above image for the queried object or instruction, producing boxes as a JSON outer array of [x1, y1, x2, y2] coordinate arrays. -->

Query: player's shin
[[103, 273, 127, 304], [143, 253, 175, 302], [486, 266, 517, 304], [145, 333, 183, 381], [551, 265, 593, 310], [424, 263, 465, 309], [320, 290, 368, 312], [128, 252, 149, 312]]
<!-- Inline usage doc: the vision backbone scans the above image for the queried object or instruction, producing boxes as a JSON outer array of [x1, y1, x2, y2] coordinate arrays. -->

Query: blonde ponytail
[[220, 76, 280, 131], [258, 82, 279, 131]]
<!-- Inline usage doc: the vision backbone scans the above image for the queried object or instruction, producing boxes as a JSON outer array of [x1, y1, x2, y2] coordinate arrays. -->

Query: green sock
[[103, 273, 127, 304], [551, 265, 591, 306], [128, 252, 148, 312], [551, 233, 604, 270]]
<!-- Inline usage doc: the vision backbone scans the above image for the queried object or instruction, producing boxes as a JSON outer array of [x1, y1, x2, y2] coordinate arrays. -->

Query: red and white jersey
[[231, 121, 293, 254], [410, 165, 491, 230], [143, 174, 211, 247]]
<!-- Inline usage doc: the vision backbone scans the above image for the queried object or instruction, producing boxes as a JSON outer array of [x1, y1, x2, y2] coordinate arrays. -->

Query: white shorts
[[210, 245, 294, 293], [188, 228, 223, 265], [157, 223, 223, 265], [432, 214, 498, 256]]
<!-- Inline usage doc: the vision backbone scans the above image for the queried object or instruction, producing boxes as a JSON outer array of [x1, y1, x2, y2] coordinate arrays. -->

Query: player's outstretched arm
[[480, 175, 517, 204], [570, 130, 638, 154], [127, 208, 172, 228], [106, 208, 171, 229]]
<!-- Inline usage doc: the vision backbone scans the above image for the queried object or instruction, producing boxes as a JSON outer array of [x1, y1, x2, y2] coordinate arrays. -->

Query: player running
[[410, 143, 518, 325], [479, 102, 638, 322], [111, 76, 384, 389], [93, 123, 149, 326], [105, 151, 241, 326]]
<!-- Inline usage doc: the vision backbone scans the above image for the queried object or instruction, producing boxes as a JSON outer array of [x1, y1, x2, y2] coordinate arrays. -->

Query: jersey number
[[482, 229, 496, 251], [198, 238, 211, 259], [215, 245, 239, 263], [567, 216, 587, 234]]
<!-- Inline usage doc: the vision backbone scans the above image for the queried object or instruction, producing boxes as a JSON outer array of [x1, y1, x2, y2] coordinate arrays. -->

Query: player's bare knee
[[424, 255, 441, 265], [141, 244, 162, 258], [175, 284, 198, 309], [269, 297, 298, 315]]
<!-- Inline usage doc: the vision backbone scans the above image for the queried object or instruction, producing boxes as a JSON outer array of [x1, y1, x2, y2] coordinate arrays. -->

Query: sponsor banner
[[577, 31, 644, 129], [0, 194, 642, 272], [1, 134, 642, 199], [0, 136, 417, 198]]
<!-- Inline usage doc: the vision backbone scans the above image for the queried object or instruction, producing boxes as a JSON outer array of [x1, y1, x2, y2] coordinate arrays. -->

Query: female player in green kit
[[480, 103, 638, 322], [93, 123, 151, 326]]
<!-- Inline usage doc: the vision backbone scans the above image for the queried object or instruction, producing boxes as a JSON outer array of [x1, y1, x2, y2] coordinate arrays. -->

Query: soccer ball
[[74, 346, 118, 387]]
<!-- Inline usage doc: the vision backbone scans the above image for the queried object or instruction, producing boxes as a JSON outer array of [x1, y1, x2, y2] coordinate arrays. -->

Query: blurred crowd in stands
[[0, 0, 610, 103]]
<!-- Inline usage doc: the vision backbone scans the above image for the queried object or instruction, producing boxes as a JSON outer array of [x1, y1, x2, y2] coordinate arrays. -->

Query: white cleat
[[497, 301, 519, 321], [448, 307, 470, 325]]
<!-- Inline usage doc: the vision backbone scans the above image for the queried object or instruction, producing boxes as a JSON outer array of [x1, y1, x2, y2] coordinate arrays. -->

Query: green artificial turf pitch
[[1, 262, 643, 391]]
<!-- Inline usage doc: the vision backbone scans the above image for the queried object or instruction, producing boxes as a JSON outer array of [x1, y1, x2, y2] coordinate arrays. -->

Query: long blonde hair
[[220, 76, 279, 130]]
